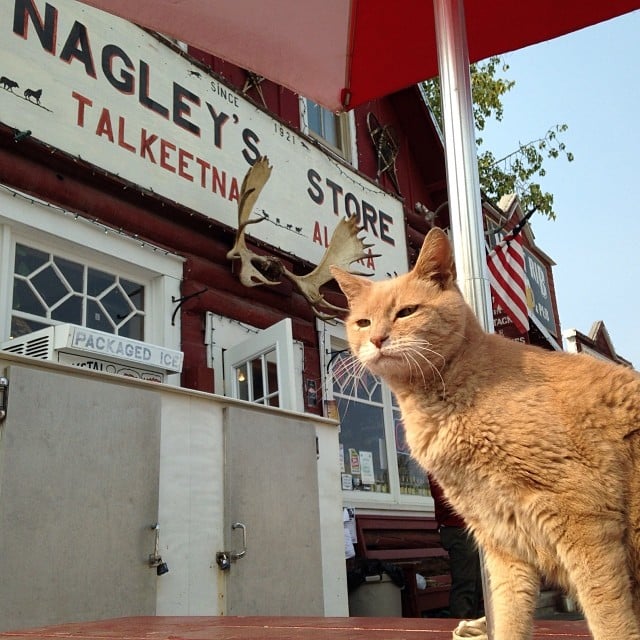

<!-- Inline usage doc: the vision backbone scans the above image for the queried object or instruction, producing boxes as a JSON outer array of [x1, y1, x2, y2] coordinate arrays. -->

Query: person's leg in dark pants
[[439, 526, 482, 619]]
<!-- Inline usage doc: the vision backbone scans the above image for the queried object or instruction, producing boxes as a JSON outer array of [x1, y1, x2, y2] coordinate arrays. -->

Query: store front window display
[[326, 336, 430, 503]]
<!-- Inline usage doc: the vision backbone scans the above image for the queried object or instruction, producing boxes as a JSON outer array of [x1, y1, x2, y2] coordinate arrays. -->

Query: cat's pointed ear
[[330, 266, 372, 303], [413, 227, 457, 288]]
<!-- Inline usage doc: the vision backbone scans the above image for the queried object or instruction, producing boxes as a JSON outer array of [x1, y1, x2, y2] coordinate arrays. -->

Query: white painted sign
[[0, 0, 408, 277], [65, 325, 183, 372], [1, 323, 183, 377]]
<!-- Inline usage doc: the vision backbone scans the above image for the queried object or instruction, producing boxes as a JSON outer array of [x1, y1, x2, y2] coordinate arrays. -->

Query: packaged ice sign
[[1, 324, 183, 383]]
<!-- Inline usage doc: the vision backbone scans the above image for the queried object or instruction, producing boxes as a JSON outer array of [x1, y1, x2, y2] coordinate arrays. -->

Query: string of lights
[[0, 181, 181, 258]]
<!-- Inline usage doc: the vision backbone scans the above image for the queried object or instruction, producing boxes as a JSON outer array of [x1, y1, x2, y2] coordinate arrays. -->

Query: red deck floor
[[0, 616, 591, 640]]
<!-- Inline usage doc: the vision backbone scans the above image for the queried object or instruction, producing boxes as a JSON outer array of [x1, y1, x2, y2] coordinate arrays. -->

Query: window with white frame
[[0, 186, 183, 358], [206, 312, 304, 412], [320, 322, 430, 505], [300, 98, 356, 164], [11, 243, 146, 340]]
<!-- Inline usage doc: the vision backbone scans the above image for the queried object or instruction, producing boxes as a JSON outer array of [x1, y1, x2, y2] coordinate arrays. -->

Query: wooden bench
[[354, 514, 451, 617]]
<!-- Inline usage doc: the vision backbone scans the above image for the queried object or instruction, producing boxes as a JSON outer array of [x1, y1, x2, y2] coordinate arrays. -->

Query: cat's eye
[[396, 305, 418, 319], [356, 318, 371, 328]]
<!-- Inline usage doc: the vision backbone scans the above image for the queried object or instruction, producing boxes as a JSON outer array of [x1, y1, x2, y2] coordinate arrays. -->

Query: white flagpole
[[432, 0, 493, 330], [432, 0, 495, 637]]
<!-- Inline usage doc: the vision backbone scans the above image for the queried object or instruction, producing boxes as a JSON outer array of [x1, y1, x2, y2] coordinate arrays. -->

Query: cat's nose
[[370, 335, 387, 349]]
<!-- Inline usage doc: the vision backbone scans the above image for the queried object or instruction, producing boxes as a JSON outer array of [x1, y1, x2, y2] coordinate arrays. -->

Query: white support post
[[432, 0, 493, 333], [432, 0, 495, 636]]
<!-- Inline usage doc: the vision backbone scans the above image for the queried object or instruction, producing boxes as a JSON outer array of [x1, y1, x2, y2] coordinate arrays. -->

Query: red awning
[[78, 0, 640, 111]]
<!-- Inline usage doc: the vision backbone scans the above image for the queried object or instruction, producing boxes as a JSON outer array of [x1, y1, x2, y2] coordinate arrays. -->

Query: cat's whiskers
[[391, 337, 447, 368], [402, 351, 428, 389], [390, 335, 446, 362], [329, 350, 376, 414], [335, 352, 366, 393], [411, 339, 447, 367], [407, 348, 447, 397], [332, 337, 448, 410], [389, 336, 447, 396]]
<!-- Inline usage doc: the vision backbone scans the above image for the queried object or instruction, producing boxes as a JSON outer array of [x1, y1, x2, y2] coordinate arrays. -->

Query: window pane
[[306, 101, 323, 136], [332, 351, 382, 402], [321, 109, 339, 147], [330, 350, 354, 393], [13, 279, 46, 316], [121, 278, 145, 310], [251, 357, 265, 403], [306, 99, 341, 150], [265, 347, 279, 406], [235, 363, 250, 400], [87, 268, 115, 296], [14, 244, 47, 276], [356, 370, 382, 403], [11, 244, 146, 340], [32, 265, 70, 306], [101, 285, 133, 323], [10, 315, 48, 338], [119, 314, 144, 340], [87, 300, 114, 333], [264, 349, 278, 397], [337, 397, 389, 493], [51, 295, 83, 325], [333, 356, 382, 402], [394, 409, 430, 496], [54, 256, 84, 292]]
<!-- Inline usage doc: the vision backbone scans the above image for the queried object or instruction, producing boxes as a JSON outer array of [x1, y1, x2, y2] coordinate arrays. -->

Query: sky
[[479, 9, 640, 367]]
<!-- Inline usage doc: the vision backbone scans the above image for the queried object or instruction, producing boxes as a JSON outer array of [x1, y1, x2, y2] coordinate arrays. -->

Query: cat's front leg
[[482, 545, 539, 640]]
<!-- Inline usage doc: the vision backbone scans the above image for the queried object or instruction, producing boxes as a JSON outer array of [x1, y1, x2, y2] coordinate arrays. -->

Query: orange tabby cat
[[331, 227, 640, 640]]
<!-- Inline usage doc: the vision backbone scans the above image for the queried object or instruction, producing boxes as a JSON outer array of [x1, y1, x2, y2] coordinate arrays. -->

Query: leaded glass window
[[11, 244, 145, 340]]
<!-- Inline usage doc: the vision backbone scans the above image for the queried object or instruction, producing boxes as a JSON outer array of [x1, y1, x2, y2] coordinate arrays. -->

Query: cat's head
[[331, 227, 471, 388]]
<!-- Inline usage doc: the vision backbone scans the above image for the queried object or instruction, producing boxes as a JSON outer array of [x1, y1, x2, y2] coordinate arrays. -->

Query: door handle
[[231, 522, 247, 561], [216, 521, 248, 570]]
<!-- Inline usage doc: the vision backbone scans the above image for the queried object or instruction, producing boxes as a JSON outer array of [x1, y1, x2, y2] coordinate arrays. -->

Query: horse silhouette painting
[[0, 76, 19, 91], [24, 88, 42, 104]]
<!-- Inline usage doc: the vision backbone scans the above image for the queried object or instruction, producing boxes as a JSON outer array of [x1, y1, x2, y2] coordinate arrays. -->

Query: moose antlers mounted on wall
[[226, 157, 375, 320]]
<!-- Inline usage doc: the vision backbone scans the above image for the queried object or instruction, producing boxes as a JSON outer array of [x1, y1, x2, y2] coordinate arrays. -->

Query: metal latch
[[216, 521, 247, 571], [0, 376, 8, 421]]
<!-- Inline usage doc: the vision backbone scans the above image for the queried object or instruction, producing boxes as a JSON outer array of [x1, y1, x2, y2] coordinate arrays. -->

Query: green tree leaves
[[422, 57, 574, 220]]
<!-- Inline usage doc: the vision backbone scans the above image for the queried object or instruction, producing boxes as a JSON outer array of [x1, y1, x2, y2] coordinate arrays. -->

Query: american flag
[[487, 229, 529, 334]]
